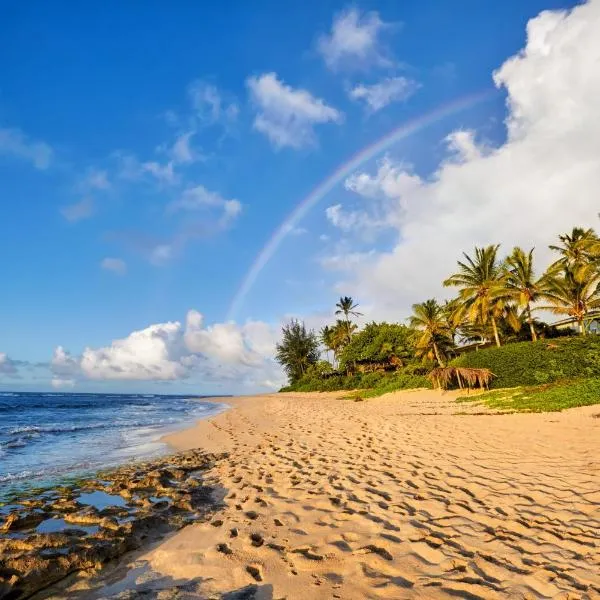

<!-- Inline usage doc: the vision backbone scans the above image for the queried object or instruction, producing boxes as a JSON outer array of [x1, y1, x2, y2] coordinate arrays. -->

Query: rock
[[0, 449, 227, 600], [217, 542, 233, 555], [246, 565, 263, 582], [1, 511, 46, 532]]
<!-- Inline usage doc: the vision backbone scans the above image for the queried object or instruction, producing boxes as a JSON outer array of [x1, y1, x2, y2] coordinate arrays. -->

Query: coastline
[[41, 388, 600, 599]]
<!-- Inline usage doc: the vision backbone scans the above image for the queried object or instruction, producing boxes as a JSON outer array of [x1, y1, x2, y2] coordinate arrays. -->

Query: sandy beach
[[62, 388, 599, 600]]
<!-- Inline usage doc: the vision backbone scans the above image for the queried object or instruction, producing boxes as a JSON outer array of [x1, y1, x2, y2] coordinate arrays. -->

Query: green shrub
[[281, 367, 430, 394], [451, 336, 600, 388], [361, 373, 432, 398], [338, 322, 417, 371]]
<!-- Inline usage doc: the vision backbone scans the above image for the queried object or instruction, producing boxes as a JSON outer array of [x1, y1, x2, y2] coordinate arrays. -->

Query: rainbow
[[227, 89, 495, 320]]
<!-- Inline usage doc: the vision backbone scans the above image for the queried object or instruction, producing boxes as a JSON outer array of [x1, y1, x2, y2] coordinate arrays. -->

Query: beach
[[54, 388, 600, 599]]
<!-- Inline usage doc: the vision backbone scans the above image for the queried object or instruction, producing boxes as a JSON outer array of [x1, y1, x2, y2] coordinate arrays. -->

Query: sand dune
[[64, 389, 600, 599]]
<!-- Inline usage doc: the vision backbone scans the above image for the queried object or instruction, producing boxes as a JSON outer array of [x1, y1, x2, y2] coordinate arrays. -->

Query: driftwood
[[429, 367, 494, 391]]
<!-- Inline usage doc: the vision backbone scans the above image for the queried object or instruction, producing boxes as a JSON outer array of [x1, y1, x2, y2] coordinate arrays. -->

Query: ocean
[[0, 391, 228, 499]]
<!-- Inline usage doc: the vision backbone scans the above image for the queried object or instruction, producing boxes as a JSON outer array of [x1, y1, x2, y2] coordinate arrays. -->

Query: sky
[[1, 0, 598, 394]]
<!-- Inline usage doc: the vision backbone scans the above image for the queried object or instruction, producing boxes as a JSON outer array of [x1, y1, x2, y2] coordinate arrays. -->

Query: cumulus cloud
[[0, 127, 53, 169], [317, 7, 393, 70], [350, 76, 420, 112], [79, 322, 187, 381], [101, 257, 127, 275], [323, 0, 600, 321], [247, 73, 343, 149], [51, 311, 285, 390]]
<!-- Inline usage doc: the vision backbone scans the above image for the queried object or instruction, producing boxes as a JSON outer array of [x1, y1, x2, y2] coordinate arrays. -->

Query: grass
[[456, 378, 600, 413]]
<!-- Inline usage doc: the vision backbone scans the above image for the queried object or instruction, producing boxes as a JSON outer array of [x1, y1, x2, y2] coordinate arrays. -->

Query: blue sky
[[2, 0, 596, 393]]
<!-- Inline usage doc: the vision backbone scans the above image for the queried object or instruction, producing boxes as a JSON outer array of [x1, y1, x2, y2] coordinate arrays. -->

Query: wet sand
[[71, 389, 600, 598]]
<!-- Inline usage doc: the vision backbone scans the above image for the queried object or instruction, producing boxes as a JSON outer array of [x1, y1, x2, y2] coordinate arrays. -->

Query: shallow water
[[36, 517, 99, 535], [0, 392, 228, 499], [77, 491, 128, 510]]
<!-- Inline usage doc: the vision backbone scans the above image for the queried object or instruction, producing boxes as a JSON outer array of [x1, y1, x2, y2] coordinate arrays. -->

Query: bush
[[281, 368, 430, 394], [360, 373, 432, 398], [338, 322, 416, 371], [451, 336, 600, 388]]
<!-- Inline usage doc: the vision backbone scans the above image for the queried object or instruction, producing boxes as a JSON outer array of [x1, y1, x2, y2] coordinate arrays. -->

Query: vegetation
[[429, 366, 494, 391], [456, 379, 600, 413], [409, 299, 452, 366], [275, 227, 600, 411], [275, 320, 320, 385], [451, 336, 600, 388]]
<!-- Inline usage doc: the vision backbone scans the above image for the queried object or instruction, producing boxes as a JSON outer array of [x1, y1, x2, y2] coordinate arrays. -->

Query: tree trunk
[[490, 315, 501, 347], [579, 318, 586, 335], [527, 304, 537, 342], [432, 342, 445, 367]]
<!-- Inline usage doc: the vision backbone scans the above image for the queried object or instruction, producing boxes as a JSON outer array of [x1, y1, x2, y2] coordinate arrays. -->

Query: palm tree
[[335, 296, 362, 326], [504, 247, 544, 341], [332, 318, 357, 348], [443, 245, 509, 347], [540, 263, 600, 335], [275, 320, 320, 383], [409, 299, 452, 366], [549, 227, 600, 270], [319, 325, 336, 367]]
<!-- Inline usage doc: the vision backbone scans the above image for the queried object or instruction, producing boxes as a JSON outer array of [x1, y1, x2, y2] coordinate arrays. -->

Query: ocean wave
[[0, 469, 40, 483], [8, 422, 109, 435]]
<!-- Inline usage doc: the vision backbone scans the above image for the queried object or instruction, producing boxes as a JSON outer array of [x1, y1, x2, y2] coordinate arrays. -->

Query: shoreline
[[4, 389, 600, 599], [0, 395, 230, 502]]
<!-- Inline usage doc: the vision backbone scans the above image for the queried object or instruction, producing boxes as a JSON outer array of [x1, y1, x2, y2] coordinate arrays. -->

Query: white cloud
[[168, 184, 242, 226], [171, 131, 197, 164], [0, 353, 19, 375], [61, 197, 94, 222], [80, 322, 187, 381], [101, 257, 127, 276], [323, 0, 600, 321], [188, 80, 239, 125], [247, 72, 342, 149], [317, 7, 392, 70], [51, 377, 75, 389], [51, 346, 81, 378], [350, 76, 420, 112], [149, 244, 176, 266], [184, 310, 275, 367], [344, 156, 422, 200], [51, 311, 285, 390], [0, 127, 53, 169], [141, 160, 177, 185], [81, 168, 110, 191]]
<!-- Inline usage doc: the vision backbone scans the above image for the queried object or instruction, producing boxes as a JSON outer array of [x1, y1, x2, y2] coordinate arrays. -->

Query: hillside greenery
[[275, 226, 600, 408], [451, 336, 600, 388]]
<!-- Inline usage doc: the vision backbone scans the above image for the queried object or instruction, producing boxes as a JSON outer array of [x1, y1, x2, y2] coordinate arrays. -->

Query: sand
[[77, 390, 600, 598]]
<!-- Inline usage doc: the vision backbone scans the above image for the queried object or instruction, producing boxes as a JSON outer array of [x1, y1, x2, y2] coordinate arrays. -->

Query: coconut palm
[[409, 299, 452, 366], [443, 245, 509, 347], [549, 227, 600, 270], [319, 325, 336, 366], [335, 296, 362, 326], [504, 247, 544, 341], [275, 320, 320, 383], [332, 319, 357, 348], [540, 263, 600, 335]]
